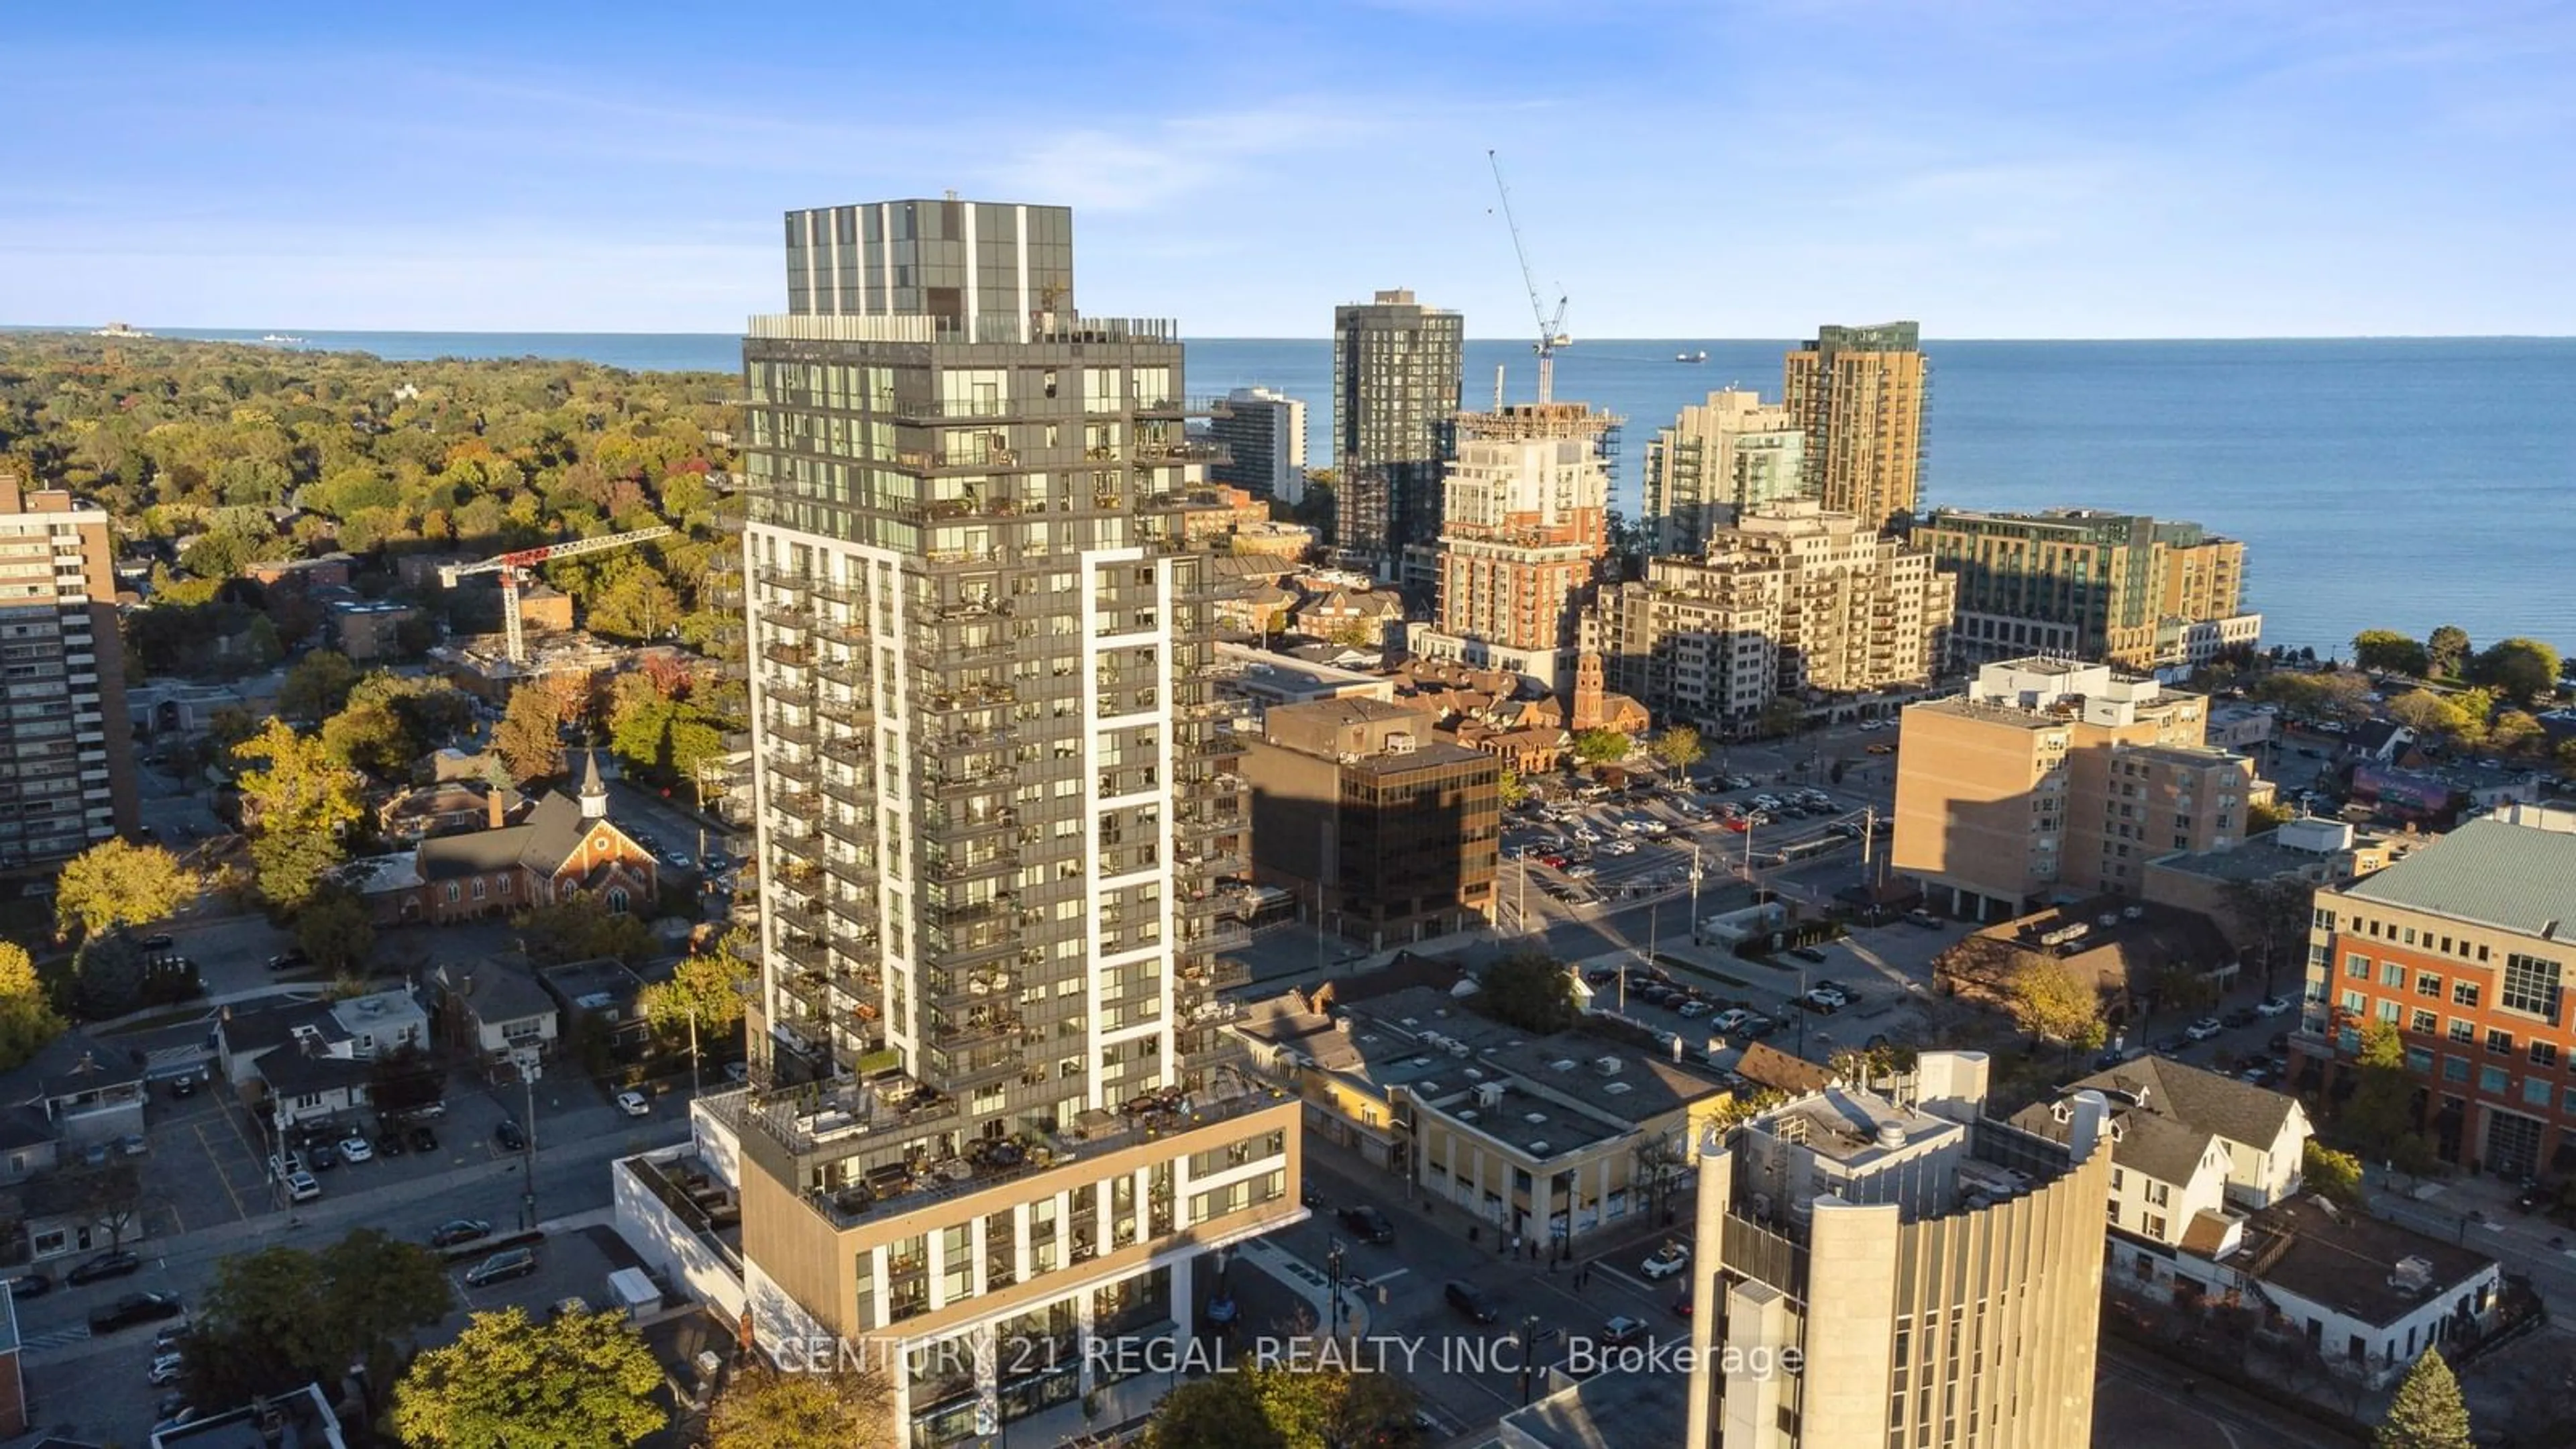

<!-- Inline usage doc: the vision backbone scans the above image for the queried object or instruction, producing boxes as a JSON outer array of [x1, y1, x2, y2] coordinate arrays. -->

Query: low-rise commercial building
[[1240, 696, 1499, 947], [2142, 816, 2416, 953]]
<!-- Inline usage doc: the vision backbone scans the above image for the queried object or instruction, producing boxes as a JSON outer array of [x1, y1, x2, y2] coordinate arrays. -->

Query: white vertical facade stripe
[[879, 203, 895, 313], [961, 201, 980, 337], [820, 207, 841, 316], [1013, 205, 1031, 343]]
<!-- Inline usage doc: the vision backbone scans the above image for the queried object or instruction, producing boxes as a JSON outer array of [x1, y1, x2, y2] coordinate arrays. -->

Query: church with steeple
[[409, 748, 661, 924]]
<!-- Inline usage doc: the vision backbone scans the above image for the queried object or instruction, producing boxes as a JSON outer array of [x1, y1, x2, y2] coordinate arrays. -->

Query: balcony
[[924, 965, 1017, 1008], [926, 1010, 1022, 1051], [820, 853, 874, 892], [769, 894, 824, 938], [820, 775, 873, 810], [924, 767, 1013, 800], [770, 829, 823, 867], [920, 932, 1021, 972], [919, 682, 1017, 715], [928, 895, 1017, 930], [821, 812, 874, 849], [766, 717, 818, 749], [920, 804, 1016, 842], [929, 847, 1020, 881], [814, 696, 875, 731], [775, 938, 829, 974]]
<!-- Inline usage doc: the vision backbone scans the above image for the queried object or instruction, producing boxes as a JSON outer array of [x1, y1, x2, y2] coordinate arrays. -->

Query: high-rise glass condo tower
[[1782, 321, 1927, 532], [1331, 289, 1463, 581], [717, 198, 1300, 1442]]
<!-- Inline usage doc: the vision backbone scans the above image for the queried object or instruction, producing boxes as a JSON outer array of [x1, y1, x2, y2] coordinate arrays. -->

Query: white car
[[615, 1091, 651, 1118], [2185, 1018, 2224, 1042], [284, 1171, 322, 1203], [266, 1152, 305, 1181], [337, 1136, 374, 1164], [2255, 996, 2294, 1017], [149, 1352, 186, 1386], [1603, 839, 1637, 856], [1640, 1244, 1691, 1280], [1712, 1008, 1752, 1033]]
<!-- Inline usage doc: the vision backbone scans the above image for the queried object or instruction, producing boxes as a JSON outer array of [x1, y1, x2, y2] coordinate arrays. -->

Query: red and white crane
[[437, 525, 673, 665]]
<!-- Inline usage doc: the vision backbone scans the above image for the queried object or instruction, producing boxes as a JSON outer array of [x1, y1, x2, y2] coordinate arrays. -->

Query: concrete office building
[[1240, 696, 1499, 947], [1595, 500, 1952, 733], [1332, 289, 1463, 580], [1892, 658, 2265, 920], [1914, 508, 2259, 672], [1641, 388, 1806, 555], [1782, 322, 1927, 531], [728, 197, 1300, 1444], [2298, 804, 2576, 1180], [1683, 1050, 2114, 1448], [0, 475, 140, 870], [1206, 386, 1308, 503], [1413, 403, 1616, 694]]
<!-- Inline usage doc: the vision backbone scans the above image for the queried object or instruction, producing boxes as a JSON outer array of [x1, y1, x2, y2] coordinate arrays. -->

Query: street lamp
[[1518, 1314, 1540, 1404], [1325, 1238, 1346, 1341]]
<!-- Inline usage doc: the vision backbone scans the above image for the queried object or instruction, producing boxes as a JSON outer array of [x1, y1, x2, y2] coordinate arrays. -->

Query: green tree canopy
[[639, 944, 753, 1040], [1140, 1362, 1419, 1449], [1758, 696, 1805, 739], [394, 1306, 666, 1449], [518, 894, 653, 965], [706, 1363, 895, 1449], [2375, 1347, 2473, 1449], [2004, 957, 2101, 1045], [2351, 630, 2430, 677], [1497, 766, 1529, 808], [2426, 625, 2472, 680], [1648, 725, 1705, 770], [2387, 689, 2471, 741], [296, 883, 377, 973], [1572, 729, 1629, 764], [277, 649, 362, 722], [54, 838, 197, 943], [1477, 951, 1580, 1034], [72, 933, 151, 1018], [494, 682, 570, 783], [2304, 1140, 2365, 1205], [2469, 638, 2563, 706], [234, 718, 366, 910], [2343, 1019, 2432, 1172]]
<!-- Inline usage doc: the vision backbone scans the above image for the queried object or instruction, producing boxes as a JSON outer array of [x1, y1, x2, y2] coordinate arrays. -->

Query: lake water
[[131, 328, 2576, 655]]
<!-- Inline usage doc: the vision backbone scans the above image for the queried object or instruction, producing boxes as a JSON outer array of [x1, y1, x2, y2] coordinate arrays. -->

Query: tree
[[234, 718, 365, 910], [2489, 710, 2547, 756], [57, 1161, 145, 1250], [2351, 631, 2430, 678], [2470, 638, 2562, 707], [2375, 1347, 2473, 1449], [705, 1362, 895, 1449], [189, 1232, 453, 1419], [394, 1306, 666, 1449], [2343, 1019, 2428, 1169], [277, 649, 361, 722], [2304, 1140, 2365, 1206], [494, 682, 569, 783], [2004, 958, 2101, 1046], [1497, 767, 1529, 808], [2387, 689, 2469, 740], [1648, 725, 1705, 771], [586, 562, 683, 643], [0, 941, 66, 1071], [1477, 951, 1580, 1034], [1140, 1362, 1417, 1449], [2245, 797, 2290, 835], [518, 894, 653, 965], [1572, 729, 1629, 765], [1757, 696, 1804, 740], [639, 946, 752, 1039], [1143, 1373, 1287, 1449], [296, 884, 376, 974], [369, 1044, 447, 1118], [54, 838, 197, 943], [72, 933, 150, 1018], [2426, 625, 2472, 681], [2222, 875, 2314, 994]]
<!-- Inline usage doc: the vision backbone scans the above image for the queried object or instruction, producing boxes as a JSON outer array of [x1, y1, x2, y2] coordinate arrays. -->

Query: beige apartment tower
[[1595, 500, 1953, 733], [1684, 1051, 2114, 1448], [1415, 402, 1617, 690], [1782, 323, 1927, 530], [1914, 508, 2259, 672], [1643, 388, 1806, 555], [0, 474, 140, 869], [1892, 658, 2269, 920]]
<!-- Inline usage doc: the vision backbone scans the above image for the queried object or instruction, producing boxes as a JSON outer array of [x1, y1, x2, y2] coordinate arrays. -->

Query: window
[[2450, 1019, 2475, 1044], [2378, 1000, 2401, 1023], [2528, 1077, 2553, 1107], [444, 883, 460, 903], [2346, 954, 2371, 980], [2382, 963, 2406, 988], [2341, 990, 2367, 1016], [2143, 1213, 2168, 1240], [2454, 981, 2482, 1008], [2418, 973, 2444, 998], [2488, 1029, 2515, 1055], [2444, 1057, 2470, 1082], [2412, 1010, 2439, 1034], [2504, 953, 2564, 1020], [2406, 1047, 2434, 1074], [471, 878, 487, 901], [606, 887, 630, 914], [2481, 1065, 2509, 1094], [2533, 1042, 2561, 1069]]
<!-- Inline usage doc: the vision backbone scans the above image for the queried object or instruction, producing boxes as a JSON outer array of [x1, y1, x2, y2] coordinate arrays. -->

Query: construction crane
[[439, 525, 673, 665], [1487, 148, 1571, 405]]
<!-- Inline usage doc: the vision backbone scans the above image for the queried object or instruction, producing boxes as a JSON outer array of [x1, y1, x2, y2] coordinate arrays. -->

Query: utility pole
[[515, 1049, 541, 1232], [1687, 843, 1703, 932], [1519, 1314, 1541, 1404]]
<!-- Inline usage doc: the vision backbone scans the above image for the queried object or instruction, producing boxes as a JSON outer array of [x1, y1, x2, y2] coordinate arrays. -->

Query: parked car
[[149, 1352, 186, 1386], [1786, 945, 1829, 964], [4, 1269, 50, 1299], [614, 1091, 651, 1118], [338, 1135, 374, 1164], [265, 1151, 305, 1181], [2221, 1006, 2260, 1029], [495, 1120, 528, 1152], [1640, 1244, 1691, 1280], [1866, 742, 1896, 755], [1904, 908, 1941, 928], [1601, 1314, 1647, 1348], [1738, 1015, 1780, 1040], [307, 1143, 337, 1171], [2255, 996, 2294, 1017], [89, 1291, 184, 1334], [165, 1074, 200, 1099], [1444, 1280, 1500, 1324], [2267, 1031, 2292, 1055], [429, 1218, 492, 1248], [137, 933, 175, 951], [66, 1250, 142, 1285], [464, 1248, 539, 1288], [1674, 1000, 1712, 1019], [284, 1171, 322, 1203], [1337, 1205, 1395, 1244], [267, 949, 311, 971], [376, 1130, 407, 1157], [2185, 1018, 2225, 1042]]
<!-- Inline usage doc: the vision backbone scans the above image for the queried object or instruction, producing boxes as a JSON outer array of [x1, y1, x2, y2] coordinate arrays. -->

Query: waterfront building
[[1595, 500, 1951, 734], [1781, 321, 1927, 530], [0, 474, 139, 869], [1914, 507, 2259, 673], [1411, 402, 1615, 694], [717, 197, 1299, 1442], [1893, 658, 2267, 920], [1331, 289, 1463, 578], [1682, 1050, 2114, 1446], [1640, 388, 1805, 555], [1239, 697, 1499, 948], [2298, 803, 2576, 1179], [1206, 386, 1308, 502]]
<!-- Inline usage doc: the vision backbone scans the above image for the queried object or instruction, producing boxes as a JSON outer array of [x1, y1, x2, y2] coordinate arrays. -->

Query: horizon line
[[10, 324, 2576, 345]]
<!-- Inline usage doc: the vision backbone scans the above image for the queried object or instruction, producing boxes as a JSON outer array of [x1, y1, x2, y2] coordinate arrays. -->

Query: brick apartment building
[[2300, 803, 2576, 1179]]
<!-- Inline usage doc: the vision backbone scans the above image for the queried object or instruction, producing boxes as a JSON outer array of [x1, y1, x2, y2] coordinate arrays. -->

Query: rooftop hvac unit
[[2123, 905, 2145, 919], [1528, 1140, 1550, 1154], [1551, 1059, 1578, 1073], [1605, 1081, 1633, 1095], [1476, 1082, 1506, 1108], [1523, 1112, 1548, 1125], [1596, 1056, 1624, 1076], [1458, 1109, 1479, 1122], [1387, 733, 1416, 754], [1447, 1042, 1470, 1058], [1463, 1067, 1485, 1079], [2098, 914, 2121, 928]]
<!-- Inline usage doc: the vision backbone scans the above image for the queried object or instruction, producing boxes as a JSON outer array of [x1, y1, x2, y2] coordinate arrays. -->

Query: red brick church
[[412, 751, 659, 923]]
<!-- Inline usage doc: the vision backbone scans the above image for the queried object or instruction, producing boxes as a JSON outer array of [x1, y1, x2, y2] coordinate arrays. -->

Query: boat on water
[[260, 334, 307, 345], [93, 322, 152, 339], [1676, 350, 1707, 363]]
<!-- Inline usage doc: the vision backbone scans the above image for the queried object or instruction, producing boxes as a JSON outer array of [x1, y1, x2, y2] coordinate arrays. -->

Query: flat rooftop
[[1499, 1345, 1693, 1449], [2151, 828, 2381, 884], [1909, 697, 2062, 730], [2236, 1195, 2498, 1330], [1754, 1085, 1962, 1168]]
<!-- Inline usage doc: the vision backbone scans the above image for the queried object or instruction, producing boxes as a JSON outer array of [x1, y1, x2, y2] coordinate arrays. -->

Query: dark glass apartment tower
[[720, 198, 1300, 1443], [1331, 289, 1463, 578]]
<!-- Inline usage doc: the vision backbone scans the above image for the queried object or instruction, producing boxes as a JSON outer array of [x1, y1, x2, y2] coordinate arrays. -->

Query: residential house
[[2344, 720, 2417, 766], [216, 1000, 376, 1128], [538, 957, 653, 1062], [3, 1032, 148, 1153], [380, 782, 519, 844], [331, 988, 431, 1062], [415, 752, 657, 923], [425, 961, 561, 1075], [1215, 583, 1297, 636]]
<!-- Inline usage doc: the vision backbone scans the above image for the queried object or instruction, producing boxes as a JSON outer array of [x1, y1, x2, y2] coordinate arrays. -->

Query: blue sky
[[5, 0, 2569, 336]]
